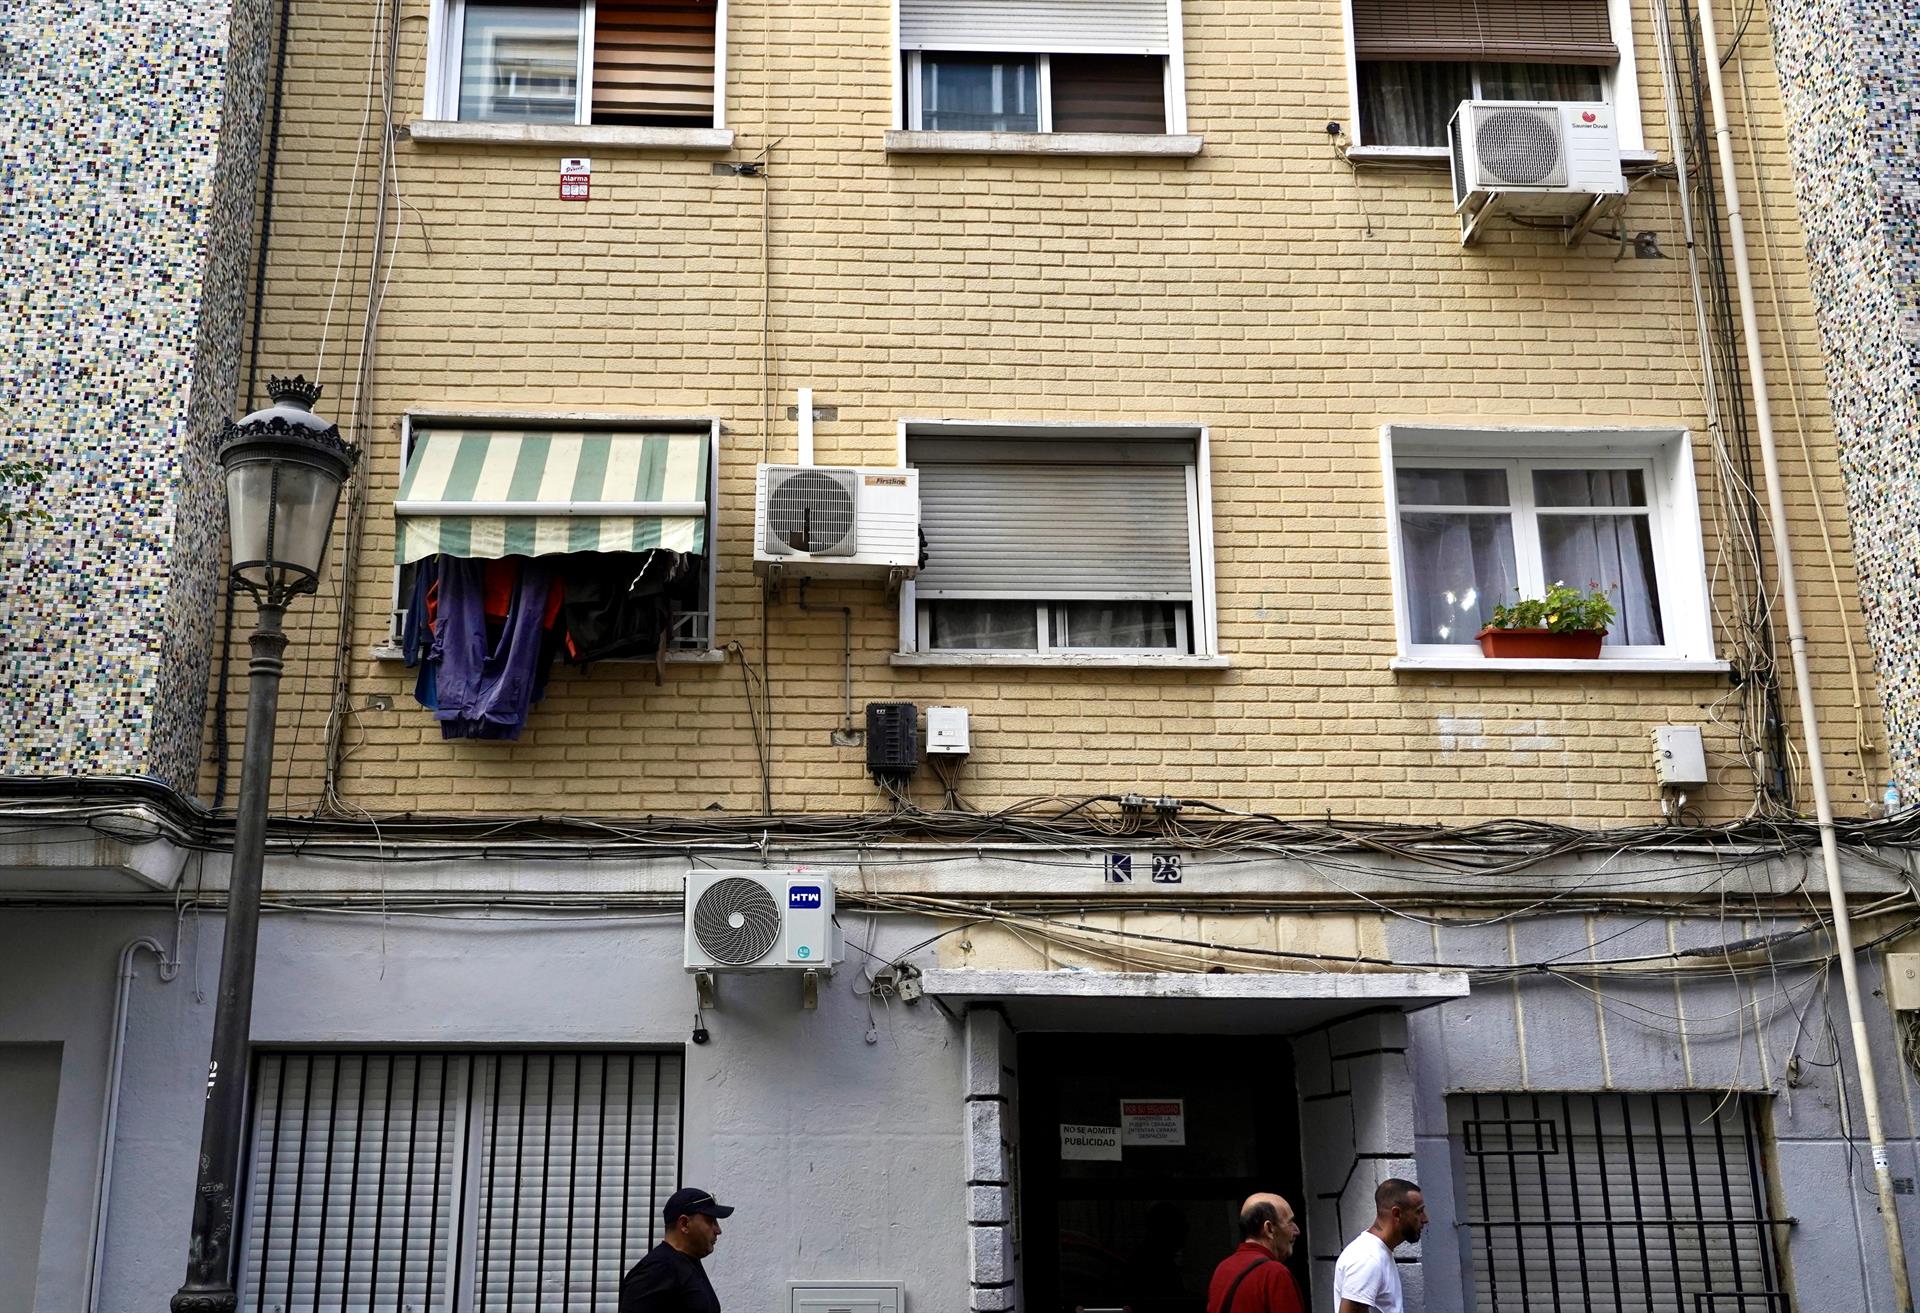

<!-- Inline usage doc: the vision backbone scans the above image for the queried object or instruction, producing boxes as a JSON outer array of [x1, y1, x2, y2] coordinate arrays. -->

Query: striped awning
[[394, 429, 710, 563]]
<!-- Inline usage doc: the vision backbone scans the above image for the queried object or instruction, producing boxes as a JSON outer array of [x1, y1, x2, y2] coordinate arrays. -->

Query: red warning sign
[[560, 157, 591, 201]]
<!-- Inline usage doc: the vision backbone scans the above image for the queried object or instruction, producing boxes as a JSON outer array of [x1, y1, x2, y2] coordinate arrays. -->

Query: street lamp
[[172, 376, 357, 1313]]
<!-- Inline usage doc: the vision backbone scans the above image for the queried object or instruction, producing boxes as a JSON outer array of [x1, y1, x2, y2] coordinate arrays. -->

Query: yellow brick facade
[[210, 0, 1886, 826]]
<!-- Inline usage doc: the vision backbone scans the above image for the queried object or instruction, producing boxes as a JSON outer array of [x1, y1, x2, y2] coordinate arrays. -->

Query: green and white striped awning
[[395, 429, 710, 563]]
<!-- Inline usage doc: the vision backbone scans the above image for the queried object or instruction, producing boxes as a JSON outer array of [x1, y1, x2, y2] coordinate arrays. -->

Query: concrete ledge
[[1345, 144, 1661, 169], [892, 652, 1230, 670], [1390, 656, 1731, 675], [885, 129, 1204, 157], [372, 644, 725, 665], [406, 120, 734, 151], [926, 968, 1470, 1034]]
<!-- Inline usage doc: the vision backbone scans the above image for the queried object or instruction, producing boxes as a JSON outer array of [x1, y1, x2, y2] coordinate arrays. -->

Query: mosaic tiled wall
[[0, 0, 272, 791], [1773, 0, 1920, 797]]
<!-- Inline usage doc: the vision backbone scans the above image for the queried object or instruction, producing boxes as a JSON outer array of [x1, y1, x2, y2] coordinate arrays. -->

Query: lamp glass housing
[[218, 379, 356, 604], [223, 445, 346, 598]]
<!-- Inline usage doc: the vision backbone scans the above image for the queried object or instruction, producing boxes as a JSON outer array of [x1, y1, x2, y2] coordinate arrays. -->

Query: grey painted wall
[[1391, 913, 1920, 1313], [0, 1043, 63, 1313], [9, 901, 1920, 1311], [0, 908, 965, 1313]]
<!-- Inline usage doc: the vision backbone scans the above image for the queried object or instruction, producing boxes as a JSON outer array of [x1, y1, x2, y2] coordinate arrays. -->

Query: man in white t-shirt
[[1332, 1178, 1427, 1313]]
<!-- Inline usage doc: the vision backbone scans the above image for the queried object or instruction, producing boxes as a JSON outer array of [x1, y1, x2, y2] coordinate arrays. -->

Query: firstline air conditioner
[[1449, 100, 1626, 243], [684, 871, 841, 972], [753, 465, 920, 581]]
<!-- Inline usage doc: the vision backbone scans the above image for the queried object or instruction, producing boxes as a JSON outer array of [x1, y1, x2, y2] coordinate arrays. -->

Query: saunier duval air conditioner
[[1448, 100, 1626, 243], [753, 465, 920, 581], [684, 871, 841, 971]]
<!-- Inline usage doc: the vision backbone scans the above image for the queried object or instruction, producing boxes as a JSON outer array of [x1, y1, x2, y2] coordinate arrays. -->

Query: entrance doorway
[[1015, 1032, 1307, 1313]]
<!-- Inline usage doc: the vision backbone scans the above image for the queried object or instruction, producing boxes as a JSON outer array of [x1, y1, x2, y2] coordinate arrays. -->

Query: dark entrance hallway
[[1016, 1032, 1308, 1313]]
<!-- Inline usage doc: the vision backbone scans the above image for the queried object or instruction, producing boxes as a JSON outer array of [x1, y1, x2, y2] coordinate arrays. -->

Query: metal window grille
[[240, 1051, 683, 1313], [1452, 1092, 1790, 1313]]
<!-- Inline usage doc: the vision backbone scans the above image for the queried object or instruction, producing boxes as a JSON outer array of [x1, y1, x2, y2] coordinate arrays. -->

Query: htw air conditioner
[[753, 465, 920, 580], [683, 871, 840, 972], [1448, 100, 1626, 244]]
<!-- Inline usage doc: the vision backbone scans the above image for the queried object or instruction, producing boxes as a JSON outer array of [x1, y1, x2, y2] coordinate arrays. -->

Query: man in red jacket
[[1206, 1192, 1306, 1313]]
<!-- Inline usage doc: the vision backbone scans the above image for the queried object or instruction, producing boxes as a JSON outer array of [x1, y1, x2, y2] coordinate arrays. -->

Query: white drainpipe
[[84, 936, 177, 1313]]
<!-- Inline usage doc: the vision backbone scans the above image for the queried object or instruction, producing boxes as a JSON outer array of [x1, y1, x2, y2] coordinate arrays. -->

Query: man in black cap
[[618, 1186, 735, 1312]]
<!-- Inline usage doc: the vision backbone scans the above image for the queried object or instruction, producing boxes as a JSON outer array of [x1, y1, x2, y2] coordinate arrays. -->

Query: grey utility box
[[788, 1281, 904, 1313]]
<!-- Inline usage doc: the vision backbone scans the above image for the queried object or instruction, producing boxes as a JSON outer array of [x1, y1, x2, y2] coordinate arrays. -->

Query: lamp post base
[[170, 1287, 239, 1313]]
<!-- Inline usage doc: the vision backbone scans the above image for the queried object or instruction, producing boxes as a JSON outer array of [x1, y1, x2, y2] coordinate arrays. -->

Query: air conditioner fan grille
[[1477, 109, 1563, 184], [767, 470, 857, 553], [692, 877, 782, 965]]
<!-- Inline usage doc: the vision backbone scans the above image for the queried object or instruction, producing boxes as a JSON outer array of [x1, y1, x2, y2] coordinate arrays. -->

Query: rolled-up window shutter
[[900, 0, 1170, 54], [1350, 0, 1619, 65], [591, 0, 716, 123], [914, 447, 1194, 600]]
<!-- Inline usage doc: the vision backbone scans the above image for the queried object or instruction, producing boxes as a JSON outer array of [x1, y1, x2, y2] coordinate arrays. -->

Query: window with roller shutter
[[898, 0, 1187, 136], [1344, 0, 1631, 149], [1450, 1092, 1791, 1313], [237, 1051, 684, 1313], [902, 425, 1217, 657], [432, 0, 720, 128]]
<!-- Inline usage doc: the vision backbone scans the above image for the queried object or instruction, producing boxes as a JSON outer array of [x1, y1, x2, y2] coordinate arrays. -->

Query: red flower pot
[[1476, 627, 1606, 659]]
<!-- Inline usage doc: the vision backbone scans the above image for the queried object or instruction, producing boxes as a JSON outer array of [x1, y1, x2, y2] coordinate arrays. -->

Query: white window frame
[[903, 50, 1180, 134], [895, 419, 1222, 667], [424, 0, 729, 129], [891, 0, 1188, 136], [1339, 0, 1645, 157], [379, 411, 721, 660], [1381, 424, 1723, 672]]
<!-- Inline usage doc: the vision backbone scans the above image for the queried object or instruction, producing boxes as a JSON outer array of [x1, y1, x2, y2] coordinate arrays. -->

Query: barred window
[[240, 1051, 683, 1313], [1452, 1092, 1789, 1313]]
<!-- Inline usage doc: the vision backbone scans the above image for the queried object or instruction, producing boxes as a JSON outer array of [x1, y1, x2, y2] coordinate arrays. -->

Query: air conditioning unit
[[684, 871, 841, 972], [753, 465, 920, 580], [1449, 100, 1626, 243]]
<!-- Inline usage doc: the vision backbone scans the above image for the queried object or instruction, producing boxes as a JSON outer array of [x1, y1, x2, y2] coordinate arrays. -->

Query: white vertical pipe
[[1692, 0, 1913, 1306], [797, 387, 814, 465], [86, 937, 176, 1313]]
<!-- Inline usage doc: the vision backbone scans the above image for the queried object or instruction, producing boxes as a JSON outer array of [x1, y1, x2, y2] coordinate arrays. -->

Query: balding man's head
[[1238, 1192, 1300, 1260]]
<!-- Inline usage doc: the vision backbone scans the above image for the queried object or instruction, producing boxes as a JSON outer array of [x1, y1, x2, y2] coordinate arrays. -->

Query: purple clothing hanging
[[432, 556, 559, 741]]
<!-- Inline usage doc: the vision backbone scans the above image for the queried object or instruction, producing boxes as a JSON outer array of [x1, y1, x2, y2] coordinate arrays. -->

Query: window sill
[[1342, 144, 1660, 169], [884, 129, 1204, 157], [404, 120, 735, 151], [1390, 655, 1730, 674], [892, 651, 1230, 670], [371, 644, 726, 665]]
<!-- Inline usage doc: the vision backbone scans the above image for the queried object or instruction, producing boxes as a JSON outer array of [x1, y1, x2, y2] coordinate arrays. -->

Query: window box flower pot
[[1476, 627, 1606, 660]]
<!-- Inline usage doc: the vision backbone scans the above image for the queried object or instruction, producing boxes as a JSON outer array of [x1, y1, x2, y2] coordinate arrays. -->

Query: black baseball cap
[[664, 1187, 735, 1225]]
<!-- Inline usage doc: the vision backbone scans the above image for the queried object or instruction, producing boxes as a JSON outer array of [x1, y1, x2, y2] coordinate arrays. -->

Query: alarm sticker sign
[[560, 157, 591, 201]]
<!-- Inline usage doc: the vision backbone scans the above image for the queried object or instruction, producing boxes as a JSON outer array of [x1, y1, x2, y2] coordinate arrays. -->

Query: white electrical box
[[788, 1281, 903, 1313], [1652, 726, 1708, 789], [1887, 954, 1920, 1012], [926, 705, 970, 756]]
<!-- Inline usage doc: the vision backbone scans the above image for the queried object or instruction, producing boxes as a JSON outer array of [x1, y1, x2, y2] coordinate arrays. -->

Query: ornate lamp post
[[172, 377, 357, 1313]]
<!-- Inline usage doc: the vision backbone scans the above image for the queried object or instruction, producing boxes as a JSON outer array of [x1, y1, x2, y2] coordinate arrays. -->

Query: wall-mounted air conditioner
[[684, 871, 841, 972], [1449, 100, 1626, 244], [753, 465, 920, 580]]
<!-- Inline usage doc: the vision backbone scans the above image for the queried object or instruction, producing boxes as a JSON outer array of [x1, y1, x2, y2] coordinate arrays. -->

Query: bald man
[[1206, 1192, 1306, 1313]]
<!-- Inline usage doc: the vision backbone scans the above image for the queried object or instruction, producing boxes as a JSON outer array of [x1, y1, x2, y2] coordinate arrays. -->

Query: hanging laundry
[[429, 556, 564, 741], [400, 555, 441, 711], [560, 549, 696, 685]]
